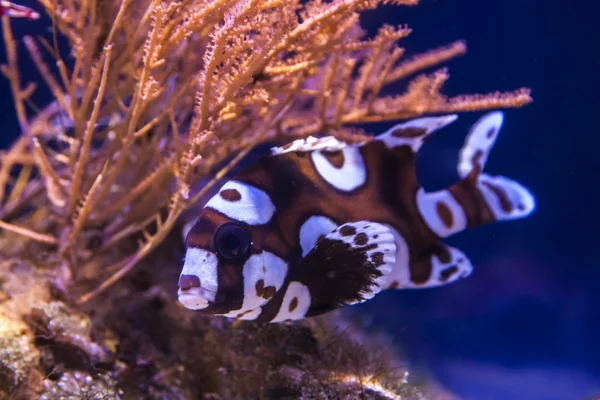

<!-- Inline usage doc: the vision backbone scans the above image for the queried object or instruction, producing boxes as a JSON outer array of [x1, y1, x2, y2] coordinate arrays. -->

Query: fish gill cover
[[0, 0, 531, 398]]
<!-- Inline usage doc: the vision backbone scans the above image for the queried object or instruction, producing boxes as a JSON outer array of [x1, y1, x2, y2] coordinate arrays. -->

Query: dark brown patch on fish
[[339, 225, 356, 237], [220, 188, 242, 202], [482, 181, 513, 212], [436, 201, 454, 228], [354, 232, 368, 246], [471, 149, 484, 171], [289, 297, 298, 312], [371, 252, 385, 267], [255, 279, 276, 299], [391, 127, 427, 138], [440, 265, 459, 282], [321, 149, 345, 169], [178, 275, 201, 290]]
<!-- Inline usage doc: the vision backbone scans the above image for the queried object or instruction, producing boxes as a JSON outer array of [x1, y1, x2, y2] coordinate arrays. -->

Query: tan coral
[[0, 0, 531, 303]]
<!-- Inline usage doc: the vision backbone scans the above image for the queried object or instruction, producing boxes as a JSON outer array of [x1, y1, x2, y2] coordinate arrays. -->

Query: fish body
[[178, 112, 535, 322]]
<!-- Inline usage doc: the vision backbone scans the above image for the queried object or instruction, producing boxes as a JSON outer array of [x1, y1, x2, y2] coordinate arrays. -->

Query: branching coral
[[0, 0, 531, 304]]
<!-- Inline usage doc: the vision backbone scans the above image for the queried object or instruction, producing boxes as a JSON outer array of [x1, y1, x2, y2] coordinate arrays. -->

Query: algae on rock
[[0, 231, 449, 399]]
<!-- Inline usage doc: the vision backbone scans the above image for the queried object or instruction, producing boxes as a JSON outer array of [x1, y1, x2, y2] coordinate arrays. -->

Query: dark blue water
[[355, 1, 600, 399], [1, 1, 597, 399]]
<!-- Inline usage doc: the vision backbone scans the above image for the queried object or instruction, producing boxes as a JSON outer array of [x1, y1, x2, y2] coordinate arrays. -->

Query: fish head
[[178, 180, 289, 316]]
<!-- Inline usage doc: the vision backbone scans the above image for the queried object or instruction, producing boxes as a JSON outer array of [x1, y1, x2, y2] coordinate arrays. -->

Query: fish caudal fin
[[395, 112, 535, 291], [416, 111, 536, 238], [453, 111, 536, 226], [457, 111, 504, 179]]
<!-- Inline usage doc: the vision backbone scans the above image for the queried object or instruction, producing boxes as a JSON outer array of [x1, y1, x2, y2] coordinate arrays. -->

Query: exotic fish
[[178, 112, 535, 322]]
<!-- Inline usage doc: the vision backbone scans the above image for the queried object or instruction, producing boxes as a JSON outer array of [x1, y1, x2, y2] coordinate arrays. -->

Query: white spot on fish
[[299, 215, 338, 257], [206, 180, 275, 225], [271, 282, 311, 322], [311, 146, 366, 191], [222, 251, 288, 317], [416, 188, 467, 238]]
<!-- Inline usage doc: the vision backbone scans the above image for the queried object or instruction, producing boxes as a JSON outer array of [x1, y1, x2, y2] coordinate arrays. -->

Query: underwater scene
[[0, 0, 596, 399]]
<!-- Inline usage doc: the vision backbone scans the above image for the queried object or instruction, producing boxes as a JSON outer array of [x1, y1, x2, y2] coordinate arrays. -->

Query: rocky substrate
[[0, 232, 451, 399]]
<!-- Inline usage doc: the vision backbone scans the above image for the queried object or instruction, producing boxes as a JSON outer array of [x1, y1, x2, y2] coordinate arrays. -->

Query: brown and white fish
[[178, 112, 536, 322]]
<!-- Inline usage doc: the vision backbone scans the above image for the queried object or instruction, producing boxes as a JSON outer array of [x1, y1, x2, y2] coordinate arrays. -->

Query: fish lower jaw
[[178, 287, 216, 310]]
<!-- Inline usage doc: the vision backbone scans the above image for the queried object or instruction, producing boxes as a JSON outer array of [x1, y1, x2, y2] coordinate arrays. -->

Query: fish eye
[[214, 222, 251, 262]]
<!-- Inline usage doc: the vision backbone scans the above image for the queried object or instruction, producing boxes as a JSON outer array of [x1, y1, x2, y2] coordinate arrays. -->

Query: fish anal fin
[[407, 242, 474, 289]]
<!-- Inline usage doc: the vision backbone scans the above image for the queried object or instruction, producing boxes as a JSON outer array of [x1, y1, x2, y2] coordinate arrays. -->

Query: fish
[[177, 111, 536, 322], [0, 1, 40, 19]]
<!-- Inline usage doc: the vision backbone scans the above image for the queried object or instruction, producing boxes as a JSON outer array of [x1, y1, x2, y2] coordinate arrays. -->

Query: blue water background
[[1, 1, 598, 399]]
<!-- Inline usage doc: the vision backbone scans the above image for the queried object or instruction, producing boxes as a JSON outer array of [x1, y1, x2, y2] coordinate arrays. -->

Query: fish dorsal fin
[[375, 114, 458, 152], [272, 135, 369, 192], [270, 136, 348, 156]]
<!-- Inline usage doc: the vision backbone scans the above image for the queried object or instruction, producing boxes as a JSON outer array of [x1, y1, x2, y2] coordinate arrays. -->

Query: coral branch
[[0, 219, 57, 245], [32, 138, 66, 207], [23, 36, 72, 121], [0, 0, 531, 304], [1, 16, 29, 132], [383, 40, 467, 85]]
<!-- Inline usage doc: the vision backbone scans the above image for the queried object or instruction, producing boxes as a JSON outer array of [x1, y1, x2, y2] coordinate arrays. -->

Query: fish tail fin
[[416, 111, 536, 238], [455, 111, 536, 226]]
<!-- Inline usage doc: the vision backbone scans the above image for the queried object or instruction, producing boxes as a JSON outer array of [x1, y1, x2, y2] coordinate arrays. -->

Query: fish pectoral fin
[[296, 221, 396, 314], [406, 242, 474, 289]]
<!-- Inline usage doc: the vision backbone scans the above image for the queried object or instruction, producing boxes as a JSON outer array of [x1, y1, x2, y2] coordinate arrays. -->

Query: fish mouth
[[177, 287, 217, 310], [178, 247, 219, 310]]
